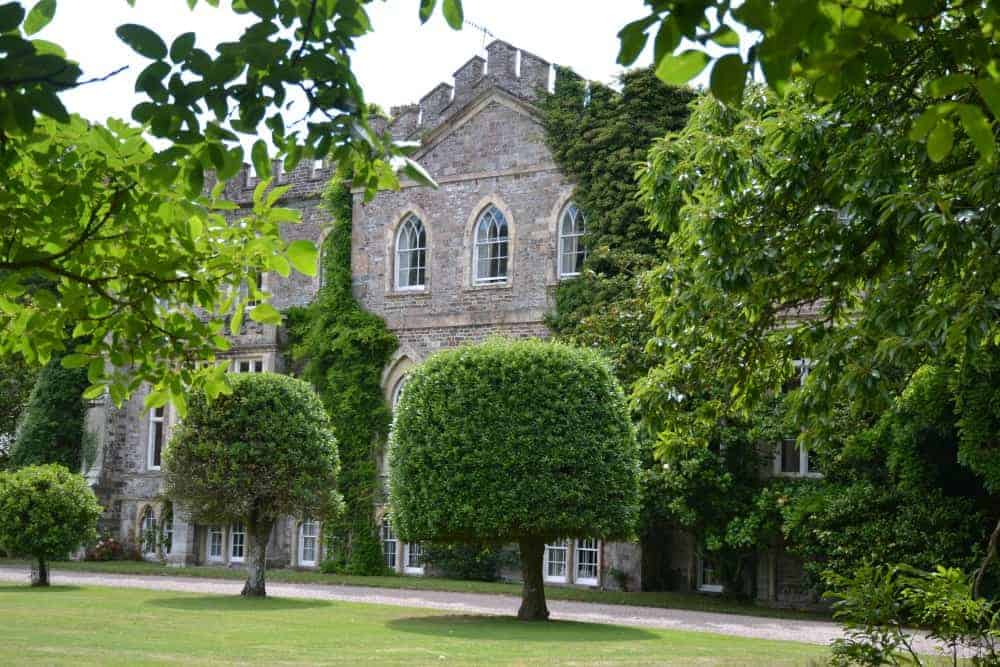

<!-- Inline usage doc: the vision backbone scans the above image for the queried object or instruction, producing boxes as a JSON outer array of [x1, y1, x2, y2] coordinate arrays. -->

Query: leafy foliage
[[291, 179, 397, 576], [0, 464, 102, 585], [421, 542, 514, 582], [540, 66, 694, 390], [390, 338, 640, 544], [614, 0, 1000, 163], [0, 355, 37, 469], [10, 354, 88, 471], [164, 372, 339, 526], [0, 0, 458, 406]]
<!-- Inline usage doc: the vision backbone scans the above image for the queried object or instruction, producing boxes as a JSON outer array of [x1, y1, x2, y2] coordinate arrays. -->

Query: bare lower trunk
[[241, 517, 273, 598], [517, 537, 549, 621], [974, 515, 1000, 598], [31, 556, 49, 587]]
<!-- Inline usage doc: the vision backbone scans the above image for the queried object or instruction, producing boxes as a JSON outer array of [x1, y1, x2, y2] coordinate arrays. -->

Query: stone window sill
[[463, 281, 513, 292], [385, 289, 431, 298]]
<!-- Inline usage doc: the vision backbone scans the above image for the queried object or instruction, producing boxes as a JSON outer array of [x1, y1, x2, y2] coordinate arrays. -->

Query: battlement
[[389, 39, 553, 140]]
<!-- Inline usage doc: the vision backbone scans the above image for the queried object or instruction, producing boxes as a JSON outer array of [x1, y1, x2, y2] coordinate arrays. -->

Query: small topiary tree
[[390, 338, 641, 620], [0, 464, 102, 586], [164, 373, 339, 597]]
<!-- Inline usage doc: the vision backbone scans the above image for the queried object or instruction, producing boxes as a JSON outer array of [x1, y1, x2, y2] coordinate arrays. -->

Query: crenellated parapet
[[388, 39, 553, 141]]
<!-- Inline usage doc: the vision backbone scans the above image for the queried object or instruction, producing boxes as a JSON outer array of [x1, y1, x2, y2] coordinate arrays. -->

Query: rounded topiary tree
[[390, 338, 640, 620], [164, 373, 339, 597], [0, 464, 102, 586]]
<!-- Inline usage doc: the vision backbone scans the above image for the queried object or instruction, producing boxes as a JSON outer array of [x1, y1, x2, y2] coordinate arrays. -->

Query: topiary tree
[[11, 356, 88, 471], [0, 464, 102, 586], [164, 373, 339, 597], [390, 338, 640, 620]]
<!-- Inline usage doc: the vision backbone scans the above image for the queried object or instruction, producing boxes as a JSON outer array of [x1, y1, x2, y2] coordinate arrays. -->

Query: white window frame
[[207, 526, 224, 562], [140, 508, 157, 555], [147, 406, 166, 471], [230, 522, 246, 563], [774, 359, 821, 478], [161, 508, 173, 556], [244, 272, 265, 308], [380, 518, 397, 570], [394, 214, 427, 291], [558, 203, 586, 279], [232, 357, 265, 374], [543, 541, 569, 584], [403, 543, 424, 575], [299, 519, 319, 567], [574, 538, 599, 586], [698, 555, 724, 593], [473, 205, 509, 285]]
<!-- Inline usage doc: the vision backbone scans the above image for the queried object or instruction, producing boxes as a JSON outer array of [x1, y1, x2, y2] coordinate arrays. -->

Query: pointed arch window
[[474, 205, 509, 284], [395, 214, 427, 290], [140, 507, 157, 555], [559, 203, 586, 278]]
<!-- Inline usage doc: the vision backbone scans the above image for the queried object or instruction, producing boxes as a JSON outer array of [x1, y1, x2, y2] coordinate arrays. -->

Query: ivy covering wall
[[10, 355, 88, 471], [288, 179, 398, 575]]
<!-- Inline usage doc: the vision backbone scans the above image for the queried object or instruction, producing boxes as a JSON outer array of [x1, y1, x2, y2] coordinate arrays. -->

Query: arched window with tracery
[[474, 205, 509, 284], [140, 507, 157, 555], [558, 202, 586, 278], [395, 214, 427, 289]]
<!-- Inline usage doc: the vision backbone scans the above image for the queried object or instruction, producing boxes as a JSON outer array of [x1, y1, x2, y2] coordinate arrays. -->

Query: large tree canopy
[[0, 0, 456, 410], [390, 338, 640, 620]]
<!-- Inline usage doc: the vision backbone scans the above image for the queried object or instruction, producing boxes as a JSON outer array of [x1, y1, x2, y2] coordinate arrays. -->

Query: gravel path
[[0, 566, 948, 656]]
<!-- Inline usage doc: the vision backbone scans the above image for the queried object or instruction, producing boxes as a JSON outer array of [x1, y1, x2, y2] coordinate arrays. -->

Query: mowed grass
[[0, 558, 826, 621], [0, 584, 830, 666]]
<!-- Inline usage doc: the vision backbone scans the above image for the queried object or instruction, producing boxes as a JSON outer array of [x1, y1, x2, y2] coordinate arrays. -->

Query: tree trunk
[[974, 515, 1000, 598], [31, 556, 49, 587], [241, 516, 273, 598], [517, 537, 549, 621]]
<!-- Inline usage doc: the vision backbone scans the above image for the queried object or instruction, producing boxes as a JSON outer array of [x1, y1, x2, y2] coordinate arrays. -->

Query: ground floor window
[[161, 507, 173, 556], [543, 541, 568, 583], [575, 538, 599, 585], [208, 526, 224, 561], [381, 518, 397, 570], [299, 519, 319, 567], [403, 543, 424, 575], [230, 522, 246, 563], [140, 507, 157, 555], [698, 555, 723, 593]]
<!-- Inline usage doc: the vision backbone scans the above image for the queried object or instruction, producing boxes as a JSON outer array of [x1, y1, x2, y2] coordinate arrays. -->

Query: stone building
[[82, 39, 814, 605]]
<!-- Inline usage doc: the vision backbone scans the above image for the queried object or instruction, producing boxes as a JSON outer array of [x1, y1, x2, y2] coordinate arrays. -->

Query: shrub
[[422, 542, 515, 582], [164, 373, 340, 597], [390, 338, 640, 620], [0, 464, 102, 586], [11, 358, 88, 470], [84, 534, 142, 562]]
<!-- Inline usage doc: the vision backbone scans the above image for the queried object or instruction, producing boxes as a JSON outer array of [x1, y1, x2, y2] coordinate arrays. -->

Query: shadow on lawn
[[387, 615, 659, 642], [146, 595, 332, 611], [0, 585, 81, 593]]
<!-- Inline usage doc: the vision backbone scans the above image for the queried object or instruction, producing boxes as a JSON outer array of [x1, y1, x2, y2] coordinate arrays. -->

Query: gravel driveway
[[0, 566, 950, 657]]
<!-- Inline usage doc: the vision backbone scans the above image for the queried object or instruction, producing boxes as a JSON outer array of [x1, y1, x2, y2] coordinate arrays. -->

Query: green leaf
[[653, 18, 680, 64], [709, 54, 747, 105], [441, 0, 462, 30], [418, 0, 435, 23], [909, 108, 939, 141], [957, 104, 996, 161], [229, 302, 245, 335], [82, 384, 106, 400], [251, 139, 271, 180], [927, 74, 973, 98], [617, 16, 656, 66], [144, 389, 170, 409], [249, 302, 281, 325], [32, 88, 67, 122], [711, 26, 740, 48], [170, 31, 195, 63], [0, 3, 25, 33], [286, 239, 318, 276], [927, 120, 954, 162], [656, 49, 710, 85], [60, 353, 90, 369], [115, 23, 167, 60], [976, 78, 1000, 121], [23, 0, 55, 35]]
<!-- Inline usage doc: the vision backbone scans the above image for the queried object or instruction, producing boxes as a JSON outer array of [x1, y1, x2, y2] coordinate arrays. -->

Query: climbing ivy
[[539, 66, 695, 390], [10, 355, 89, 471], [288, 179, 397, 575]]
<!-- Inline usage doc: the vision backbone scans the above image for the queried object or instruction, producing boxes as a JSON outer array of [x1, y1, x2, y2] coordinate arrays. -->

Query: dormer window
[[474, 205, 509, 285], [395, 214, 427, 290], [559, 203, 586, 278]]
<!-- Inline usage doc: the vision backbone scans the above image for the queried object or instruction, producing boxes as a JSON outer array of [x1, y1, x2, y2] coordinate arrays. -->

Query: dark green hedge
[[389, 338, 640, 544], [11, 357, 88, 471]]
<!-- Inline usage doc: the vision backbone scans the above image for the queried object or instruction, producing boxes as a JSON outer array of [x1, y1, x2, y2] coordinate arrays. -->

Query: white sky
[[48, 0, 658, 128]]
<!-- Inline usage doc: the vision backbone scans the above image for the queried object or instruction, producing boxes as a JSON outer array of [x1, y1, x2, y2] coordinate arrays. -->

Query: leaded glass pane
[[474, 206, 509, 284], [395, 214, 427, 289]]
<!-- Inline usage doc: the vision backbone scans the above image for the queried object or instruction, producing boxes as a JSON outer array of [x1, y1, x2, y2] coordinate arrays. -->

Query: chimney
[[452, 55, 486, 107]]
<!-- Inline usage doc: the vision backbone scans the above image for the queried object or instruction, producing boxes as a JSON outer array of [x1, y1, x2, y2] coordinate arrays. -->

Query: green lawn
[[0, 583, 829, 665], [0, 558, 826, 621]]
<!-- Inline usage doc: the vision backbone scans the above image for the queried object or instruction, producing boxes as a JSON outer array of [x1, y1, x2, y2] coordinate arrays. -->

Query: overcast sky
[[47, 0, 657, 128]]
